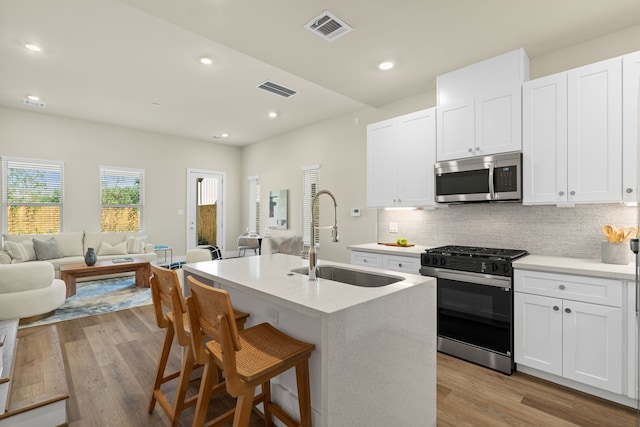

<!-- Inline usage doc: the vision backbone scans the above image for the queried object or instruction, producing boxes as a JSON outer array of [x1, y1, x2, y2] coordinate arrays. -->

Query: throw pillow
[[33, 237, 64, 260], [97, 241, 128, 256], [126, 235, 147, 254], [4, 240, 37, 263]]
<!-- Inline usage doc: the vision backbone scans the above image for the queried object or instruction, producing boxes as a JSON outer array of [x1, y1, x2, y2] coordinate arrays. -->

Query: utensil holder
[[601, 242, 630, 265]]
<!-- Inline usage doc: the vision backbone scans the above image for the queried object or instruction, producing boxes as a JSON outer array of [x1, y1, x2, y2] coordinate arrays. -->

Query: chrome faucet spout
[[308, 190, 339, 280]]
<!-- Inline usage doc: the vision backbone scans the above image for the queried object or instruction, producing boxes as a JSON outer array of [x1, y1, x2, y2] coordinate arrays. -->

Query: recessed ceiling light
[[378, 61, 394, 71], [221, 133, 229, 138], [200, 57, 213, 65], [27, 95, 40, 101], [268, 112, 278, 119], [24, 43, 41, 52]]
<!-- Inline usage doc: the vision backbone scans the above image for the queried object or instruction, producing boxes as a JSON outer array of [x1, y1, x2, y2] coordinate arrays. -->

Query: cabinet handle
[[558, 191, 565, 196], [398, 263, 402, 267], [553, 306, 559, 311], [565, 308, 572, 314], [559, 284, 565, 290], [626, 188, 634, 194], [475, 147, 480, 152], [468, 148, 473, 153], [569, 190, 576, 196]]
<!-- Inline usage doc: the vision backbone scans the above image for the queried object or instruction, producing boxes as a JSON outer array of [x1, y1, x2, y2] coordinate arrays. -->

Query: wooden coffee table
[[59, 258, 151, 298]]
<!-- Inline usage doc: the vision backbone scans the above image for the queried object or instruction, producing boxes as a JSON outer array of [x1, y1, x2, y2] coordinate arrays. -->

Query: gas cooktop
[[425, 245, 528, 261]]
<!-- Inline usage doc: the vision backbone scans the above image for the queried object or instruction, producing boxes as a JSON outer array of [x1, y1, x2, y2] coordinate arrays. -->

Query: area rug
[[21, 276, 152, 328]]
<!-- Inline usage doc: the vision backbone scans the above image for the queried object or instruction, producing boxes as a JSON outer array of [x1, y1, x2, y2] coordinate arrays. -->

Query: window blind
[[100, 166, 144, 232], [302, 165, 320, 246], [1, 157, 64, 234], [248, 176, 260, 233]]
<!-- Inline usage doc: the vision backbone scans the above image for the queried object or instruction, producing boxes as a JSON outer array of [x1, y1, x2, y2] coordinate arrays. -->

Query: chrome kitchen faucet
[[308, 190, 339, 280]]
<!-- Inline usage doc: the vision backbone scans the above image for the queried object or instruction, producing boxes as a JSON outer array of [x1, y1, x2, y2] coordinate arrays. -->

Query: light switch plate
[[389, 222, 398, 233]]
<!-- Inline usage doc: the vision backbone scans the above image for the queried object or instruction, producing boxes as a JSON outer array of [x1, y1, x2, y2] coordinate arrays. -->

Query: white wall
[[0, 107, 242, 256]]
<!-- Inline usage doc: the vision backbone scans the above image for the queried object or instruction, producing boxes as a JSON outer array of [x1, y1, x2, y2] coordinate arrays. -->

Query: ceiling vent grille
[[22, 98, 46, 108], [305, 11, 352, 42], [257, 81, 298, 98]]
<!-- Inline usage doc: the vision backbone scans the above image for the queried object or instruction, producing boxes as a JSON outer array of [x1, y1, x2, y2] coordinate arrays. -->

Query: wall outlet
[[266, 307, 279, 325], [389, 222, 398, 233], [350, 208, 361, 217]]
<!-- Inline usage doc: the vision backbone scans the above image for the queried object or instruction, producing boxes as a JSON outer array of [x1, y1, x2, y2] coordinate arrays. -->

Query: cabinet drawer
[[350, 252, 382, 269], [514, 269, 622, 307], [382, 255, 420, 274]]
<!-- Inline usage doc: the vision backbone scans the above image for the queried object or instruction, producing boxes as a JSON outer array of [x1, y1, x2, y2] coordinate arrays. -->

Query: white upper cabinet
[[523, 57, 623, 205], [623, 50, 640, 203], [367, 108, 436, 208], [436, 48, 529, 161]]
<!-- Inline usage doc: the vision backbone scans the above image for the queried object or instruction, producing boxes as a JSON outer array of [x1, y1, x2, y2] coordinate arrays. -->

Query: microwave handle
[[488, 162, 495, 199]]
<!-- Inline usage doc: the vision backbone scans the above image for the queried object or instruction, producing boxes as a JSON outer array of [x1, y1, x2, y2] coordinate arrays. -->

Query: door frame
[[186, 168, 225, 253]]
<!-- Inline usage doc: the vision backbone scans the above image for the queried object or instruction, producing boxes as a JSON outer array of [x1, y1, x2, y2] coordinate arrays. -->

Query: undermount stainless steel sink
[[290, 265, 403, 287]]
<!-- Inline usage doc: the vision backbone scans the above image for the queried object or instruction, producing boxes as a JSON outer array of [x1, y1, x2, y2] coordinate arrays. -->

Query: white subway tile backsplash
[[377, 204, 636, 259]]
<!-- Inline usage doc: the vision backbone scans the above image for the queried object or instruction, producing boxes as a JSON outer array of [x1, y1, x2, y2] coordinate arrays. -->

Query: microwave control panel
[[495, 166, 517, 192]]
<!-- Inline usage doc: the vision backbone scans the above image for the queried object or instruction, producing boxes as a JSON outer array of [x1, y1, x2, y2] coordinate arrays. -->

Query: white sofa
[[0, 231, 157, 278], [0, 261, 66, 321]]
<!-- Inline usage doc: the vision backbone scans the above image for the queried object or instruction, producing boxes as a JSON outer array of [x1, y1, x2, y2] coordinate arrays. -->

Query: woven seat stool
[[187, 275, 316, 427], [148, 265, 249, 426]]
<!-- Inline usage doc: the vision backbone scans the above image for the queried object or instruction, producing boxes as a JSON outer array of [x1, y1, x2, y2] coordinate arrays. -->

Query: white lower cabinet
[[350, 251, 420, 275], [514, 270, 623, 394]]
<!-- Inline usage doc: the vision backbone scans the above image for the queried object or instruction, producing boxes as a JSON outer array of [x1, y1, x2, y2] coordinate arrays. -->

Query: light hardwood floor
[[17, 304, 637, 426]]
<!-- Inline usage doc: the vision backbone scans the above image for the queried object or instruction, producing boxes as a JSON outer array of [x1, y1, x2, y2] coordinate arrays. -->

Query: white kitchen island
[[183, 253, 437, 427]]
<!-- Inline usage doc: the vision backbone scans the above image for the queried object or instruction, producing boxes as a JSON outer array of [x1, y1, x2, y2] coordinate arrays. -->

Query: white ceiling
[[1, 0, 640, 146]]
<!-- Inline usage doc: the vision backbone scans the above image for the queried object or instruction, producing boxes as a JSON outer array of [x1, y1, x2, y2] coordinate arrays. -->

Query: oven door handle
[[437, 269, 511, 289]]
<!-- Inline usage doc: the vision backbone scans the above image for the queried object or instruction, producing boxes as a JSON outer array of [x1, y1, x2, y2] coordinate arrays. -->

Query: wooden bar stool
[[186, 275, 316, 427], [148, 265, 249, 426]]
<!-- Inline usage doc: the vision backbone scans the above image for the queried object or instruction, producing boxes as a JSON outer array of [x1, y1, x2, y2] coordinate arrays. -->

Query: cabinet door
[[367, 119, 398, 207], [476, 89, 522, 156], [562, 300, 622, 393], [514, 293, 563, 376], [567, 57, 622, 203], [397, 108, 436, 206], [436, 100, 474, 161], [522, 73, 568, 204], [623, 51, 640, 203], [626, 280, 638, 399]]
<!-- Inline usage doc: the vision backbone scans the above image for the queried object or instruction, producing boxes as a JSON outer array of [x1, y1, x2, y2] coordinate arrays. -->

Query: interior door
[[186, 169, 225, 253]]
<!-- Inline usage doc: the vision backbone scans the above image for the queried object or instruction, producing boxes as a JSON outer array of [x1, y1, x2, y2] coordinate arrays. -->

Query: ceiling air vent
[[305, 11, 352, 42], [22, 98, 46, 108], [257, 81, 297, 98]]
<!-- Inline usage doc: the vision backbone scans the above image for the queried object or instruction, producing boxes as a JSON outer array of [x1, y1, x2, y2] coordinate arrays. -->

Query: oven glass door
[[438, 274, 512, 355]]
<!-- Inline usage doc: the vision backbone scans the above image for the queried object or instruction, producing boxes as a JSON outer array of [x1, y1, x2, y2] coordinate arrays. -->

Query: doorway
[[186, 169, 225, 253]]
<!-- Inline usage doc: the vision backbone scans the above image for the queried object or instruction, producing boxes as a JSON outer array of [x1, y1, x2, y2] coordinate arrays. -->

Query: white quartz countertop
[[513, 254, 636, 281], [183, 253, 434, 317], [347, 242, 430, 257]]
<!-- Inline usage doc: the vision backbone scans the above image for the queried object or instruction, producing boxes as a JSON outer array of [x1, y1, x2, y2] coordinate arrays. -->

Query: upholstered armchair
[[0, 261, 66, 322]]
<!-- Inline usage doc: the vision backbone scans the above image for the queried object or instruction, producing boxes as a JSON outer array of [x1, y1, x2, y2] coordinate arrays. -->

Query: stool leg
[[262, 380, 272, 427], [149, 325, 175, 412], [233, 387, 257, 427], [191, 356, 219, 427], [171, 346, 196, 426], [295, 361, 313, 427]]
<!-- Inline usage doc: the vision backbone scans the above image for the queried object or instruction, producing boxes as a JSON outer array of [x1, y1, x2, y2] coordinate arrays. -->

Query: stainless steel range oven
[[420, 245, 528, 374]]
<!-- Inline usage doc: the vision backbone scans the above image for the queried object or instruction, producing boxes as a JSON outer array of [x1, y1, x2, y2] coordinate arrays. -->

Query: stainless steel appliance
[[420, 245, 528, 374], [434, 152, 522, 203]]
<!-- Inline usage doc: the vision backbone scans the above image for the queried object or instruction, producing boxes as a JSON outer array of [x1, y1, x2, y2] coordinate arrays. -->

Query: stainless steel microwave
[[434, 152, 522, 203]]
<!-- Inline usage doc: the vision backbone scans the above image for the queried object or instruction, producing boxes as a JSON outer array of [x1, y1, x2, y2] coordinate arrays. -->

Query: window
[[100, 166, 144, 232], [1, 157, 64, 234], [248, 176, 260, 234], [302, 164, 320, 246]]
